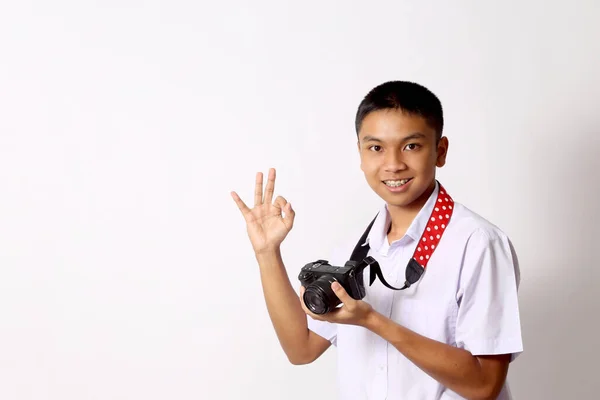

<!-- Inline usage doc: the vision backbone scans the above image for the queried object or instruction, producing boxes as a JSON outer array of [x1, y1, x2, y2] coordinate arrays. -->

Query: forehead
[[358, 109, 436, 141]]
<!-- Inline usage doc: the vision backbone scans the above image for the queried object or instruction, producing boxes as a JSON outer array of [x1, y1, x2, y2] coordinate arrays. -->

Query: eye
[[404, 143, 421, 151], [368, 145, 382, 152]]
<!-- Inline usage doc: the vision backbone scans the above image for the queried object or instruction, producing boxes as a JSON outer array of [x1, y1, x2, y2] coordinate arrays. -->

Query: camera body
[[298, 257, 378, 315]]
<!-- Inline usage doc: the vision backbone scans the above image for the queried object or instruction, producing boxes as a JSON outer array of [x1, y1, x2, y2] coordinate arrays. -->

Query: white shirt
[[307, 182, 523, 400]]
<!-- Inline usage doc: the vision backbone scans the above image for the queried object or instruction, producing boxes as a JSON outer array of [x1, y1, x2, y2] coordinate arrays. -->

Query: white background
[[0, 1, 598, 399]]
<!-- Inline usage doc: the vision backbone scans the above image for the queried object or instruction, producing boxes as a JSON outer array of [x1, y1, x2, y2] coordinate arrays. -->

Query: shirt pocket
[[392, 293, 459, 343]]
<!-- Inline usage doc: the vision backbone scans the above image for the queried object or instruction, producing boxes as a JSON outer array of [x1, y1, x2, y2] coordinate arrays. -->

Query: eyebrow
[[361, 132, 427, 143]]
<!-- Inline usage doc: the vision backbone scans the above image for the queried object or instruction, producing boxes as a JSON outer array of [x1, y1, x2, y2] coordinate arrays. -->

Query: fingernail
[[331, 282, 341, 290]]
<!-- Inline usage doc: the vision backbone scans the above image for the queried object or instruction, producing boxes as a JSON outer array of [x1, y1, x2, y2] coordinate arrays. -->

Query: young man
[[231, 81, 523, 400]]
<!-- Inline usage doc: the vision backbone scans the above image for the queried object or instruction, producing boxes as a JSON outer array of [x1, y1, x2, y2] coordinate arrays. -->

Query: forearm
[[365, 311, 505, 400], [255, 248, 310, 362]]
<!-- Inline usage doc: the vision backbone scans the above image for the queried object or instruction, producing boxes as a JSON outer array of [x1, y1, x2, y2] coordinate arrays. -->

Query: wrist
[[255, 247, 282, 262], [362, 308, 383, 330]]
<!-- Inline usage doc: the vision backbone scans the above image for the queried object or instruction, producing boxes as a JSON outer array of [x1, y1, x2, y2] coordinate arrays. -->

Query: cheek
[[359, 153, 371, 170], [416, 153, 437, 170], [361, 159, 379, 176]]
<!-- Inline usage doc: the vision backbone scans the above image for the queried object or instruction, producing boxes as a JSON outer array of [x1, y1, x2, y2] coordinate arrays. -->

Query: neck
[[386, 180, 436, 239]]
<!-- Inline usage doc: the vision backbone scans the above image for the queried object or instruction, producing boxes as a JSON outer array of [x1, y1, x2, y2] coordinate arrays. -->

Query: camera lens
[[303, 276, 340, 315]]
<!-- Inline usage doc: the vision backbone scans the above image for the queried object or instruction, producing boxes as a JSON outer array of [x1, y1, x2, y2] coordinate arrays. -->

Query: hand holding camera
[[231, 168, 295, 255], [298, 267, 375, 327], [298, 255, 410, 326], [298, 257, 379, 314]]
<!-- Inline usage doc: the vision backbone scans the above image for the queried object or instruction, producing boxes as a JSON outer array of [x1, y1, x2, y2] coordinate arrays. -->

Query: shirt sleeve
[[307, 316, 338, 346], [455, 228, 523, 361]]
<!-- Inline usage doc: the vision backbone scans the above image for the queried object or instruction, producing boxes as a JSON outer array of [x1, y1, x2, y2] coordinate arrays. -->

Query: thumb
[[331, 281, 350, 302]]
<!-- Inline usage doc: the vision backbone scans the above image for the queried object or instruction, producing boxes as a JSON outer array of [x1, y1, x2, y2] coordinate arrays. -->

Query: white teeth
[[384, 179, 410, 187]]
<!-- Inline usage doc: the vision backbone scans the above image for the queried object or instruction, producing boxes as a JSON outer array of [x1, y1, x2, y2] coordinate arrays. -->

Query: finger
[[230, 191, 251, 216], [299, 287, 306, 308], [299, 290, 310, 313], [254, 172, 263, 207], [273, 195, 287, 213], [332, 281, 352, 303], [264, 168, 276, 205], [299, 287, 324, 320], [282, 202, 295, 230]]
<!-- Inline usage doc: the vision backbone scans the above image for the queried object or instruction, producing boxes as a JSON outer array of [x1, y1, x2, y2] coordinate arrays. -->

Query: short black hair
[[355, 81, 444, 141]]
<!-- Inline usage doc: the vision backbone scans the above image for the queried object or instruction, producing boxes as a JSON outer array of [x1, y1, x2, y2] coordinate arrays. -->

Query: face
[[357, 109, 448, 212]]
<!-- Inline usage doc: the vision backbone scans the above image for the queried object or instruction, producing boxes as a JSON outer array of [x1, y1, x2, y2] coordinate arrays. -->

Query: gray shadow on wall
[[508, 127, 600, 399]]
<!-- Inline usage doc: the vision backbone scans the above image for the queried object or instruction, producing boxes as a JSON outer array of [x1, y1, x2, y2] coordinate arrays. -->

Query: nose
[[384, 149, 407, 172]]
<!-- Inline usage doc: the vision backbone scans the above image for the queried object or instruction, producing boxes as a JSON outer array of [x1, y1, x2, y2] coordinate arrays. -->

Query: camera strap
[[349, 182, 454, 290]]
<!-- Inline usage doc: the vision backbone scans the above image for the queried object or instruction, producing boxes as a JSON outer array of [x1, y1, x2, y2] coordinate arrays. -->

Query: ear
[[436, 136, 449, 167]]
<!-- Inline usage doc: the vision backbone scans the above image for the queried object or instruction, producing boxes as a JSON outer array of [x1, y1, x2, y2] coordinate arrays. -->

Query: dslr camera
[[298, 257, 378, 315]]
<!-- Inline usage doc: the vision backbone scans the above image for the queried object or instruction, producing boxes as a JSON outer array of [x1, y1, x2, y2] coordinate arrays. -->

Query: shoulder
[[447, 201, 512, 244], [448, 201, 521, 284]]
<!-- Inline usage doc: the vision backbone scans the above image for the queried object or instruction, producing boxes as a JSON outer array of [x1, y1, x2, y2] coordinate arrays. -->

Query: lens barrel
[[303, 276, 340, 314]]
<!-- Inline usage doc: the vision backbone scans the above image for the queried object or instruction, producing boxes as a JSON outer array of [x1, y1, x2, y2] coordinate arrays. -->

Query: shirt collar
[[364, 181, 440, 251]]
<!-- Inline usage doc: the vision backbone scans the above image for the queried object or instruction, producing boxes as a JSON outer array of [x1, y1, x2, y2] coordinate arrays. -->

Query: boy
[[231, 81, 523, 400]]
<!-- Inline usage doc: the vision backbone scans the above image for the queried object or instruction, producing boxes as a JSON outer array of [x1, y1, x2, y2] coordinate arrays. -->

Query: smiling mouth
[[383, 178, 413, 187]]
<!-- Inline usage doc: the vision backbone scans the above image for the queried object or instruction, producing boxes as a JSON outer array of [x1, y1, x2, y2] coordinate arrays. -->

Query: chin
[[375, 189, 415, 207], [386, 197, 418, 208]]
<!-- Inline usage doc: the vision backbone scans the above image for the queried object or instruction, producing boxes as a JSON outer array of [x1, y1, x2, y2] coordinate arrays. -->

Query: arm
[[301, 283, 509, 400], [256, 248, 331, 364], [365, 311, 509, 400], [231, 168, 331, 365], [300, 228, 522, 400]]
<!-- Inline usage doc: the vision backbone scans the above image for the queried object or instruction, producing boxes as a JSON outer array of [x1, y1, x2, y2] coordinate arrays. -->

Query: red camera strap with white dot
[[413, 184, 454, 268], [350, 181, 454, 290]]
